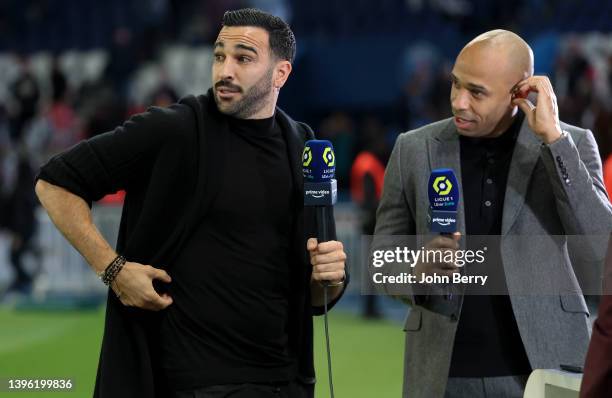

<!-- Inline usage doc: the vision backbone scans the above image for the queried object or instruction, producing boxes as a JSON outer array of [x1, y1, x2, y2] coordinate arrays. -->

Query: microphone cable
[[323, 284, 335, 398]]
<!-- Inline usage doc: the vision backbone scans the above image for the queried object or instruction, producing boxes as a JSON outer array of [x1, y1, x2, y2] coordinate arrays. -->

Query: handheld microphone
[[428, 168, 460, 233], [303, 139, 338, 398], [428, 168, 460, 300], [303, 139, 338, 242]]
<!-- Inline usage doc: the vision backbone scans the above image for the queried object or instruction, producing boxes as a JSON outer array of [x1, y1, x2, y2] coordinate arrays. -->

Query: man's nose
[[451, 89, 470, 112], [218, 59, 236, 81]]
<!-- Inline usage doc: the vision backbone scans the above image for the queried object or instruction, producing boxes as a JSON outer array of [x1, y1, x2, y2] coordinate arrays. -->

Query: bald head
[[461, 29, 534, 82]]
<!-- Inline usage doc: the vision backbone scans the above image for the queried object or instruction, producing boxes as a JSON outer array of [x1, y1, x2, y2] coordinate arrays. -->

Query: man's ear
[[274, 60, 292, 90]]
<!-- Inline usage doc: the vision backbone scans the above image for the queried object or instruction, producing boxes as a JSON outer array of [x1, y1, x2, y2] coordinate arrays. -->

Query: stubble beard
[[214, 67, 275, 119]]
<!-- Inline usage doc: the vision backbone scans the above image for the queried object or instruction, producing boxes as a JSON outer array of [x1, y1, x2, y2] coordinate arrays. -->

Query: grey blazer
[[373, 117, 612, 398]]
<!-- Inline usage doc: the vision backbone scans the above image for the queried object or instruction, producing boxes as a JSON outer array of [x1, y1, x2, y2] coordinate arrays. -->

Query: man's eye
[[471, 91, 483, 98], [214, 54, 225, 62], [238, 56, 251, 63]]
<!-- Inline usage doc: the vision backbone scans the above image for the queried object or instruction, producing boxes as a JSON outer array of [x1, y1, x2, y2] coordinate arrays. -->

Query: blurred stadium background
[[0, 0, 612, 396]]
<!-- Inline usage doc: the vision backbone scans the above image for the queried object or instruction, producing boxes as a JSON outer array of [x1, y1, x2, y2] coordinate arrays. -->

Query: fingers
[[512, 97, 536, 111], [115, 263, 173, 311], [311, 270, 345, 283], [308, 240, 345, 264], [309, 241, 346, 270], [317, 240, 344, 253], [513, 76, 556, 114], [144, 267, 172, 309], [437, 258, 460, 269], [309, 240, 346, 283], [415, 261, 458, 280], [146, 292, 173, 311], [513, 79, 539, 96], [436, 268, 461, 278], [309, 240, 343, 254], [512, 98, 536, 125], [514, 76, 550, 94], [425, 257, 459, 272], [423, 237, 459, 272], [513, 76, 556, 103], [426, 235, 460, 250], [312, 261, 346, 274], [512, 75, 561, 142], [149, 266, 172, 283], [311, 250, 347, 267], [417, 234, 461, 278], [122, 288, 173, 311], [307, 238, 318, 252]]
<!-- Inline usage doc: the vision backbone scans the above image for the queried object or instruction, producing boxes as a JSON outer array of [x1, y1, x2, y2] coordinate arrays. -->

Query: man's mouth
[[454, 116, 476, 129], [215, 85, 241, 99]]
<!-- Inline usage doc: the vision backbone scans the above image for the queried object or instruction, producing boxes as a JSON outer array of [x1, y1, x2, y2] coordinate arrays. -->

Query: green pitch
[[0, 307, 403, 397]]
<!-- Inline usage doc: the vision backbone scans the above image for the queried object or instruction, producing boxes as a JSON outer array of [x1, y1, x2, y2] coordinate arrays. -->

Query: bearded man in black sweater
[[34, 9, 347, 398]]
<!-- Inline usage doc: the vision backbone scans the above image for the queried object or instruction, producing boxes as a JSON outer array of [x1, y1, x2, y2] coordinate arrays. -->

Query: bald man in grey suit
[[374, 30, 612, 398]]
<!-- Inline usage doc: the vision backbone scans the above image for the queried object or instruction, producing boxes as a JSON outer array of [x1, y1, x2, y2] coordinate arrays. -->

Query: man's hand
[[112, 262, 173, 311], [307, 238, 346, 284], [413, 233, 461, 281], [512, 75, 563, 144]]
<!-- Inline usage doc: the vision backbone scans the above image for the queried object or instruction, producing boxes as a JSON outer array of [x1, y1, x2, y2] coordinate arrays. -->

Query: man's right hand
[[413, 233, 461, 281], [112, 262, 173, 311], [34, 180, 174, 311]]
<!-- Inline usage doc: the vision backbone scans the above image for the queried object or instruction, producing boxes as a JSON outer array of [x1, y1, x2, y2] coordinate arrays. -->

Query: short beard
[[214, 67, 275, 119]]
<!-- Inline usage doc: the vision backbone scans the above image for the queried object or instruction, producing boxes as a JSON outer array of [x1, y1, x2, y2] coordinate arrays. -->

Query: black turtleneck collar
[[460, 112, 524, 152], [227, 114, 278, 137]]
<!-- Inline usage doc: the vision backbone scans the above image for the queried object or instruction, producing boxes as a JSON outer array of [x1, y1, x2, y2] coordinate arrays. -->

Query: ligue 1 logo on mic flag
[[303, 139, 338, 206], [429, 170, 458, 208], [433, 176, 453, 196], [323, 147, 335, 167], [428, 168, 459, 233], [303, 147, 313, 167], [302, 140, 335, 182]]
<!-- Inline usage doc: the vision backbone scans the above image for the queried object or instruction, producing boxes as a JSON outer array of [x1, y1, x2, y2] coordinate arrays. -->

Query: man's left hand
[[512, 75, 563, 144], [307, 238, 346, 284]]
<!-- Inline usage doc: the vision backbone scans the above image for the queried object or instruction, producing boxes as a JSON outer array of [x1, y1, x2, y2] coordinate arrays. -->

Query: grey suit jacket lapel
[[501, 118, 541, 235], [426, 120, 467, 236]]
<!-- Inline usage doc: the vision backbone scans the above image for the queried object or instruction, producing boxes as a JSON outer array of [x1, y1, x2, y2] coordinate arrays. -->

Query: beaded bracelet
[[98, 255, 127, 286]]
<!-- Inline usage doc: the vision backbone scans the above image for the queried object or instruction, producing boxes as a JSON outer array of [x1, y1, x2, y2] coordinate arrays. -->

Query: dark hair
[[222, 8, 296, 63]]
